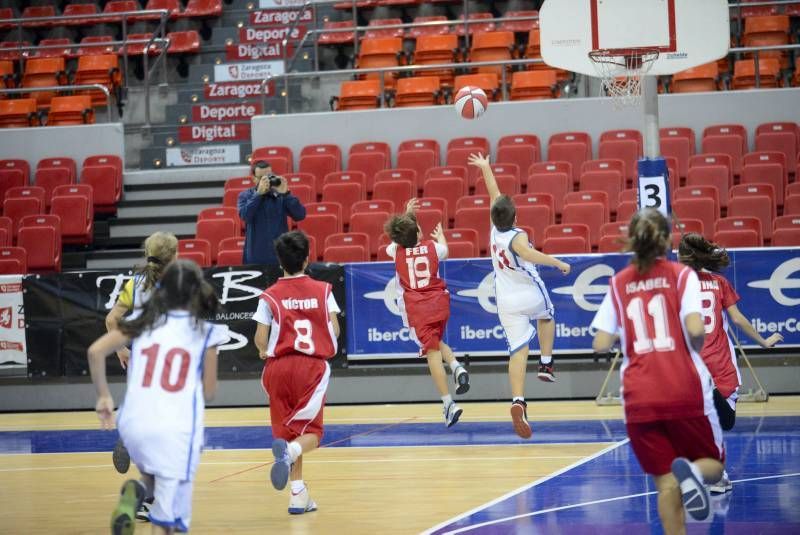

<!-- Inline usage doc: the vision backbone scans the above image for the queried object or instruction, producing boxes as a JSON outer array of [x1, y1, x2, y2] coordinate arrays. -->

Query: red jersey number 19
[[625, 294, 676, 354], [293, 319, 316, 355], [406, 256, 431, 289]]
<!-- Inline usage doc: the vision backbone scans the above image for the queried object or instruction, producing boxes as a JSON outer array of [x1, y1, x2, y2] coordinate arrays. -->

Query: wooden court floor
[[1, 397, 798, 534]]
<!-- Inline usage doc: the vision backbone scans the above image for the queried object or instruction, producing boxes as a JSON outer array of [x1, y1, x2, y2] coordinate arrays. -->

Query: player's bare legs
[[508, 346, 532, 439], [428, 349, 463, 427], [440, 342, 470, 395], [272, 433, 321, 514], [654, 473, 685, 535], [536, 318, 556, 382]]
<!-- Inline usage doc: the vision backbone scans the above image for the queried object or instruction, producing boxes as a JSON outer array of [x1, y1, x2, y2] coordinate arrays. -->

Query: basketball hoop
[[588, 48, 660, 108]]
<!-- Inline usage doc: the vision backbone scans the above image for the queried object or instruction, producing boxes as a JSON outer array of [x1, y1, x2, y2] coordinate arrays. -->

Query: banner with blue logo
[[345, 248, 800, 360]]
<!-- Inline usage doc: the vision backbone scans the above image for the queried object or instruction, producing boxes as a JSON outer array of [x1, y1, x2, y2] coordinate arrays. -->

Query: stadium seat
[[182, 0, 223, 18], [0, 247, 27, 275], [547, 132, 591, 185], [0, 98, 39, 128], [178, 239, 212, 268], [325, 232, 370, 254], [579, 170, 623, 215], [659, 127, 696, 180], [426, 165, 467, 183], [306, 201, 343, 223], [324, 244, 368, 263], [298, 214, 340, 260], [31, 38, 72, 60], [728, 195, 774, 241], [512, 193, 555, 221], [142, 0, 182, 19], [673, 218, 705, 237], [318, 20, 356, 46], [423, 177, 466, 220], [6, 185, 46, 207], [774, 213, 800, 230], [334, 80, 382, 111], [786, 195, 800, 215], [453, 73, 501, 101], [321, 183, 363, 225], [17, 215, 61, 272], [526, 168, 570, 216], [445, 241, 475, 259], [365, 18, 404, 40], [22, 57, 67, 108], [216, 248, 242, 267], [473, 173, 520, 197], [102, 1, 142, 22], [448, 136, 490, 154], [349, 212, 390, 257], [618, 189, 637, 205], [46, 96, 94, 126], [454, 12, 496, 37], [499, 10, 539, 34], [81, 155, 123, 214], [741, 160, 787, 207], [398, 139, 440, 157], [196, 219, 237, 263], [702, 124, 748, 177], [496, 135, 541, 175], [755, 122, 799, 177], [218, 237, 245, 253], [689, 153, 733, 190], [674, 186, 720, 221], [456, 196, 490, 211], [454, 208, 490, 253], [730, 183, 777, 214], [324, 170, 367, 190], [356, 38, 404, 89], [0, 59, 14, 88], [714, 229, 760, 248], [470, 162, 520, 190], [444, 227, 478, 244], [564, 191, 610, 220], [599, 130, 642, 185], [412, 35, 459, 86], [516, 205, 552, 245], [744, 151, 788, 192], [0, 217, 11, 246], [74, 54, 122, 106], [0, 160, 29, 201], [685, 167, 729, 210], [743, 15, 790, 68], [76, 36, 116, 57], [353, 200, 395, 215], [62, 3, 98, 25], [601, 221, 630, 238], [562, 202, 605, 248], [166, 31, 200, 55], [348, 142, 390, 193], [394, 76, 443, 108], [598, 234, 625, 253], [715, 216, 763, 245], [372, 179, 414, 210], [50, 185, 93, 245], [732, 58, 781, 90], [222, 188, 246, 208], [198, 207, 242, 235], [251, 146, 293, 174], [396, 151, 436, 191], [510, 70, 558, 100], [285, 173, 316, 199], [418, 197, 449, 216], [21, 6, 57, 28], [300, 155, 340, 187], [35, 168, 75, 209], [672, 198, 716, 238], [225, 177, 253, 191], [544, 223, 590, 247], [772, 228, 800, 246], [415, 207, 446, 234], [542, 236, 589, 254], [468, 31, 514, 78], [38, 157, 76, 184]]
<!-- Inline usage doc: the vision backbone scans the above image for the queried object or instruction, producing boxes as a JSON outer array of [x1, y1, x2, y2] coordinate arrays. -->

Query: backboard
[[540, 0, 730, 76]]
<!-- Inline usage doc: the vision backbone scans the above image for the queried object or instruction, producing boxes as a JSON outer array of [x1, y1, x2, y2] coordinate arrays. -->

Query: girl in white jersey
[[105, 232, 178, 478], [469, 153, 571, 439], [89, 259, 229, 535]]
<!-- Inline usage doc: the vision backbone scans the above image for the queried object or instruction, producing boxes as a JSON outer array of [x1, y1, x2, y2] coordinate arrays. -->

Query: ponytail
[[678, 233, 730, 272], [136, 232, 178, 291], [625, 209, 671, 274]]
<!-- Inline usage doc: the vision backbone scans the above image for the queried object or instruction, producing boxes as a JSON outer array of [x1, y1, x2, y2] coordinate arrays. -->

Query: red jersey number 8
[[293, 319, 316, 355], [699, 291, 716, 335]]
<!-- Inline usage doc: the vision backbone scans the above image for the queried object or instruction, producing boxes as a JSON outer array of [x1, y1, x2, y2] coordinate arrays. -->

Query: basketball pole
[[728, 327, 769, 403], [642, 76, 661, 160], [595, 349, 622, 405]]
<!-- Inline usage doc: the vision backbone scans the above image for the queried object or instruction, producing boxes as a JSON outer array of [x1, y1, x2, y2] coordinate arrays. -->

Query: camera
[[267, 174, 282, 187]]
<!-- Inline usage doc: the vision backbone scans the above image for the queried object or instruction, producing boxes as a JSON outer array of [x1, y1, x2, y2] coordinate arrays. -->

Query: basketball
[[454, 86, 488, 120]]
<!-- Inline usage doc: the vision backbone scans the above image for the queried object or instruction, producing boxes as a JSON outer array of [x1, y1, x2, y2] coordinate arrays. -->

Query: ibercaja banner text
[[23, 264, 346, 377]]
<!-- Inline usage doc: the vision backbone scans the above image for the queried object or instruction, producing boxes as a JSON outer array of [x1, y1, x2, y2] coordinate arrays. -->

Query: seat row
[[0, 214, 64, 273]]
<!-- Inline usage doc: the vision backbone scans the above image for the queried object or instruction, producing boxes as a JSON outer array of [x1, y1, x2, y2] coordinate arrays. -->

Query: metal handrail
[[1, 38, 170, 54], [730, 43, 800, 87], [1, 9, 171, 25], [0, 84, 113, 122]]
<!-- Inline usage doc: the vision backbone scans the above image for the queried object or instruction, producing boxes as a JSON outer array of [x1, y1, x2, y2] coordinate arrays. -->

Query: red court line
[[208, 417, 418, 484]]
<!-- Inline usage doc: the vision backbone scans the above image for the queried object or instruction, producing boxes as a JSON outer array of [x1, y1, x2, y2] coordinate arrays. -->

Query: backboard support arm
[[642, 76, 661, 159]]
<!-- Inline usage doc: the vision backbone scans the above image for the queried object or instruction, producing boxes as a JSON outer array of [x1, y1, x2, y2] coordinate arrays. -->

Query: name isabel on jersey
[[625, 277, 671, 294]]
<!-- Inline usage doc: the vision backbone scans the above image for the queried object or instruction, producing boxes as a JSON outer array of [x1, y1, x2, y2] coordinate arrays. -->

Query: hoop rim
[[588, 47, 661, 60]]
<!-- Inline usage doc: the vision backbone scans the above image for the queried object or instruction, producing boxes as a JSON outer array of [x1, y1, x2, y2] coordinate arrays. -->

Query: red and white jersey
[[253, 275, 340, 359], [696, 270, 741, 398], [591, 259, 715, 424], [490, 226, 550, 315], [387, 240, 450, 325]]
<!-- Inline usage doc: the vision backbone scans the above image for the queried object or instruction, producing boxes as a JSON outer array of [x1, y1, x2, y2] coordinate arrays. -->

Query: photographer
[[238, 160, 306, 276]]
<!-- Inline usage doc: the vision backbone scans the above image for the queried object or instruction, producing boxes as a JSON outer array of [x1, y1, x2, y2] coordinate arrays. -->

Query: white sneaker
[[708, 470, 733, 494], [454, 365, 470, 395], [443, 402, 463, 428], [288, 486, 318, 515], [671, 457, 711, 521]]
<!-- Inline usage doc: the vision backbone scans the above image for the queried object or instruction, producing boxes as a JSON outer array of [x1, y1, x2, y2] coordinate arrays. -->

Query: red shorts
[[411, 319, 447, 353], [626, 416, 724, 476], [261, 355, 330, 442]]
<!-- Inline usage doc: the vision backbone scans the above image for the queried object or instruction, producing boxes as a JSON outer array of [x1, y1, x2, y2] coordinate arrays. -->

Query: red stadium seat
[[741, 163, 786, 208], [713, 229, 760, 248], [4, 196, 43, 239], [0, 98, 39, 128], [448, 136, 489, 152], [216, 248, 242, 267], [674, 219, 705, 237], [298, 214, 340, 260], [755, 122, 799, 177], [325, 232, 370, 253], [689, 153, 733, 191], [0, 160, 29, 201], [0, 217, 10, 246], [730, 183, 776, 216], [715, 216, 762, 245], [299, 154, 339, 185], [601, 221, 630, 238], [728, 195, 774, 241], [222, 188, 247, 208], [251, 146, 293, 174], [195, 219, 237, 263], [18, 215, 61, 272], [182, 0, 223, 18], [527, 163, 571, 215], [702, 124, 748, 177], [542, 236, 589, 254], [6, 185, 45, 205], [218, 237, 245, 252], [417, 197, 447, 216], [444, 228, 479, 244], [375, 168, 416, 185], [547, 132, 591, 185], [400, 138, 441, 156], [373, 179, 414, 211], [562, 202, 606, 248], [516, 205, 552, 245], [579, 170, 623, 215], [318, 20, 355, 46], [323, 170, 367, 190], [352, 200, 395, 214], [473, 174, 520, 197], [743, 151, 787, 195], [784, 195, 800, 216], [545, 223, 590, 246], [80, 163, 122, 215], [34, 168, 73, 208], [321, 183, 364, 225], [446, 241, 476, 259], [407, 16, 449, 39], [618, 189, 637, 205], [772, 228, 800, 246], [324, 245, 368, 263], [349, 212, 390, 257], [0, 246, 27, 275], [348, 146, 389, 193], [469, 163, 520, 191], [512, 193, 555, 221], [21, 6, 57, 28], [456, 196, 490, 212], [685, 166, 729, 210], [285, 173, 317, 200], [50, 185, 93, 245], [673, 198, 716, 238], [414, 207, 446, 235], [599, 130, 642, 185], [659, 127, 696, 180], [774, 215, 800, 231], [497, 135, 541, 176], [198, 206, 241, 234], [76, 36, 116, 57], [225, 177, 252, 191], [178, 239, 211, 267], [166, 31, 200, 55], [674, 186, 721, 219], [454, 208, 490, 253], [305, 201, 343, 223], [423, 177, 466, 220], [563, 191, 610, 220], [103, 1, 143, 23], [142, 0, 182, 19], [395, 151, 435, 191]]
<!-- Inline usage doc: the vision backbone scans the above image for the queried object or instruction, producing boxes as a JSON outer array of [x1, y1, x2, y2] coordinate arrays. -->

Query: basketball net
[[588, 48, 660, 108]]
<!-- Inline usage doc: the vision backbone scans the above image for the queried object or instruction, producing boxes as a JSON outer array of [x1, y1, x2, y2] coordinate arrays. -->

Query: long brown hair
[[625, 209, 671, 274], [678, 232, 731, 272], [136, 232, 178, 292], [119, 259, 219, 338]]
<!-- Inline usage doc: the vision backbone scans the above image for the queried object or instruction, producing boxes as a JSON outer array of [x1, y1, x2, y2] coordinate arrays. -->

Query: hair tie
[[147, 256, 163, 265]]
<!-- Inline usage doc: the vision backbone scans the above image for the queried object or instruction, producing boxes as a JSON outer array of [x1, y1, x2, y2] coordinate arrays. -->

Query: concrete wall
[[0, 123, 125, 169], [251, 88, 800, 166]]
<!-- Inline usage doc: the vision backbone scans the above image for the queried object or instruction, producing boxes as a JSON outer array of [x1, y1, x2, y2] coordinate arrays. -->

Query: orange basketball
[[454, 86, 488, 120]]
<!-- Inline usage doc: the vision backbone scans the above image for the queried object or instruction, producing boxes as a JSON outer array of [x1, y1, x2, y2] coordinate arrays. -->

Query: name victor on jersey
[[281, 298, 320, 310]]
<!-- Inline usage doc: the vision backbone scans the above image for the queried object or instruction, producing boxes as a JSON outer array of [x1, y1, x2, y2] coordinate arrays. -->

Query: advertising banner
[[259, 0, 319, 8], [165, 144, 241, 167], [0, 276, 26, 375], [238, 26, 307, 44], [226, 42, 295, 62], [250, 8, 313, 26], [345, 249, 800, 359], [191, 102, 263, 123], [177, 124, 251, 144], [213, 61, 284, 83], [203, 81, 273, 100]]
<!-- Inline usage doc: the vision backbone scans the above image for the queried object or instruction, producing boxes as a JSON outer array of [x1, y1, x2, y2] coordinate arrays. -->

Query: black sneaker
[[510, 400, 532, 439], [135, 496, 154, 522], [454, 365, 470, 395], [113, 438, 131, 474], [537, 360, 555, 383], [111, 480, 145, 535]]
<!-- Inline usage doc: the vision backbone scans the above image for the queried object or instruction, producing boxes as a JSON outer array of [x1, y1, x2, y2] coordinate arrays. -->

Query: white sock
[[288, 441, 303, 462], [290, 480, 305, 493], [540, 355, 552, 365], [512, 396, 525, 404], [448, 360, 461, 373], [441, 394, 453, 407], [690, 461, 704, 483]]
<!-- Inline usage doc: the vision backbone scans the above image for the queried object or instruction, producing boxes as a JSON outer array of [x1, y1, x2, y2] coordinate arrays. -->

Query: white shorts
[[145, 471, 195, 532], [498, 292, 554, 355]]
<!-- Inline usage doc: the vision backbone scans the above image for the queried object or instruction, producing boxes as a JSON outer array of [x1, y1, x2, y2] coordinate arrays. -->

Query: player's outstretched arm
[[203, 348, 219, 402], [254, 323, 270, 360], [510, 234, 571, 274], [405, 197, 420, 215], [468, 152, 501, 202], [431, 222, 449, 259], [726, 304, 783, 348], [87, 330, 131, 429]]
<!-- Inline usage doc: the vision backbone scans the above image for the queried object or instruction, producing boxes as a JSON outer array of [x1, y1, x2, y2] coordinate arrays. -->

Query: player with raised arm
[[254, 231, 341, 515], [678, 232, 782, 493], [592, 210, 725, 534], [468, 153, 570, 439], [88, 259, 228, 535], [385, 199, 470, 428]]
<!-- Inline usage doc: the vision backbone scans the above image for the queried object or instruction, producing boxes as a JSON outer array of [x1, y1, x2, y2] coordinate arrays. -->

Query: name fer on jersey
[[406, 245, 429, 256], [281, 297, 319, 310], [625, 277, 671, 295]]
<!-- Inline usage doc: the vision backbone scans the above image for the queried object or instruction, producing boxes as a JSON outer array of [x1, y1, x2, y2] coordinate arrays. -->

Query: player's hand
[[259, 350, 268, 360], [256, 177, 269, 195], [762, 333, 783, 348], [116, 348, 130, 370], [557, 261, 571, 275], [405, 198, 419, 214], [96, 395, 115, 430], [468, 152, 490, 169], [430, 222, 444, 240]]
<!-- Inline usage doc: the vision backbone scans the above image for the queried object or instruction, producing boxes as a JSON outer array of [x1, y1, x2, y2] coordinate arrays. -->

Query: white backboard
[[540, 0, 730, 76]]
